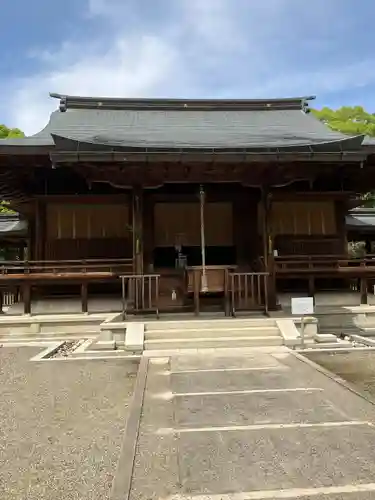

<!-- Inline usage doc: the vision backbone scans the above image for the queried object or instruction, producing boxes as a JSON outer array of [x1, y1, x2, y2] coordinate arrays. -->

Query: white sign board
[[291, 297, 314, 316]]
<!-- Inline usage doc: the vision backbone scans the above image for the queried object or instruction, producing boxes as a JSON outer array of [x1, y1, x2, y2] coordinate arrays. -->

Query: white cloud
[[8, 34, 181, 134], [2, 0, 375, 134], [180, 0, 244, 51]]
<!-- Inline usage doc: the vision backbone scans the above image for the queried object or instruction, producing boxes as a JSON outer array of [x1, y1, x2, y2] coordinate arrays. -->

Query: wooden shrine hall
[[1, 93, 375, 315]]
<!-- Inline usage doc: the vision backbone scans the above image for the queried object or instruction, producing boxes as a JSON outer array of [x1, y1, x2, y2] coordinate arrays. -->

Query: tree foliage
[[312, 106, 375, 206], [0, 201, 15, 214], [0, 124, 24, 212], [0, 124, 24, 139], [311, 106, 375, 137]]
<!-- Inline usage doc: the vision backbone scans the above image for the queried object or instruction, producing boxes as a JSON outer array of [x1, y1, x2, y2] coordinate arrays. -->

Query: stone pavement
[[127, 347, 375, 500]]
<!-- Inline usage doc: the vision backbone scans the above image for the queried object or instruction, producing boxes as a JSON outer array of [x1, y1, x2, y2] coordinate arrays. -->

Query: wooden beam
[[36, 194, 130, 203], [272, 191, 355, 201]]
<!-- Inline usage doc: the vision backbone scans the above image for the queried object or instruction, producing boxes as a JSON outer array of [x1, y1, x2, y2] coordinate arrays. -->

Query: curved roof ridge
[[49, 93, 316, 112]]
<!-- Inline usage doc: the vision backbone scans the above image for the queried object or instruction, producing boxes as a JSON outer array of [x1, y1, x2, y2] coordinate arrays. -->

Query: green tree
[[0, 201, 15, 214], [312, 106, 375, 206], [0, 124, 24, 213], [0, 124, 24, 139], [311, 106, 375, 137]]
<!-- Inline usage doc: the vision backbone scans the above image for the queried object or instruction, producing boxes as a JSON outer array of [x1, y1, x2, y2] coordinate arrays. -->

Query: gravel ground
[[0, 347, 138, 500], [306, 351, 375, 399]]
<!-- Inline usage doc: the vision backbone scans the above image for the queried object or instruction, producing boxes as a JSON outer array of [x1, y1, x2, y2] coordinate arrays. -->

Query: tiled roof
[[347, 208, 375, 230], [0, 94, 366, 151], [0, 215, 28, 235]]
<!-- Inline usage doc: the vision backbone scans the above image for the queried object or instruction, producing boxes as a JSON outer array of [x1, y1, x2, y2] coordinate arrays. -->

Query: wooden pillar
[[142, 192, 154, 272], [81, 282, 88, 313], [360, 276, 368, 304], [260, 188, 277, 311], [193, 269, 200, 316], [233, 191, 257, 267], [22, 282, 31, 315], [365, 238, 372, 255], [34, 200, 46, 261], [335, 200, 348, 255], [132, 188, 144, 275], [335, 200, 351, 293]]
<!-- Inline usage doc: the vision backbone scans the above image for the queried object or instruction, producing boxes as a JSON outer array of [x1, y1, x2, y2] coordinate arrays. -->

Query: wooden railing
[[0, 258, 134, 276], [120, 274, 160, 319], [0, 259, 134, 315], [273, 255, 375, 301], [274, 255, 375, 275], [274, 236, 342, 256], [3, 289, 19, 306], [229, 272, 269, 316]]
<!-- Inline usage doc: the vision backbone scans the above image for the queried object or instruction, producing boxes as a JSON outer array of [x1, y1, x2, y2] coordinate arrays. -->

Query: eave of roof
[[0, 117, 55, 151]]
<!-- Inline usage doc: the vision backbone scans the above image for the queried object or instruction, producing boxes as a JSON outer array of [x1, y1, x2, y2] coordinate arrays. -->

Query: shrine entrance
[[153, 198, 235, 270]]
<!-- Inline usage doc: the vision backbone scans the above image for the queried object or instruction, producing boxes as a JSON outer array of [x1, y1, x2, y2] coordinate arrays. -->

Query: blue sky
[[1, 0, 375, 134]]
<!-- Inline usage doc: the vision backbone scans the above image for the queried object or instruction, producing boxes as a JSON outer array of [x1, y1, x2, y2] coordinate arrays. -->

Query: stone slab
[[178, 425, 375, 494], [297, 495, 375, 500], [125, 323, 144, 351], [171, 354, 281, 372], [129, 360, 180, 500], [171, 369, 313, 394], [174, 391, 349, 428], [314, 333, 338, 343]]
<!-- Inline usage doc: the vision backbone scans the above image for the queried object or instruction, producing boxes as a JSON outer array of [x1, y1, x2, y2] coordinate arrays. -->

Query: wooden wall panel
[[270, 201, 337, 235], [205, 203, 233, 246], [154, 202, 233, 247], [46, 203, 130, 240], [154, 203, 200, 247], [45, 238, 133, 260]]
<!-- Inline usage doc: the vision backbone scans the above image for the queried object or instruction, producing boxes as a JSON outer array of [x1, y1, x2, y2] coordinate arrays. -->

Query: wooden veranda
[[273, 255, 375, 303], [0, 258, 270, 316]]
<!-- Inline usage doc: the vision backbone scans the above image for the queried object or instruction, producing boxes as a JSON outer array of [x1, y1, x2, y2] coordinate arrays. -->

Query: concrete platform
[[5, 296, 122, 315], [279, 291, 375, 308], [4, 291, 375, 317]]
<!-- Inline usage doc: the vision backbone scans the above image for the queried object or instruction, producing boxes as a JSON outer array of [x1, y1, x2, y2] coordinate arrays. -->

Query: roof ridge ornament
[[56, 95, 67, 112]]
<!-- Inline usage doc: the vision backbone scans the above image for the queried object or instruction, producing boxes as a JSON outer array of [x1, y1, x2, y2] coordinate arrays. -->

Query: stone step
[[144, 335, 283, 350], [145, 326, 280, 340], [69, 349, 140, 358], [39, 325, 101, 334], [300, 340, 352, 350], [2, 330, 99, 338], [144, 318, 275, 331]]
